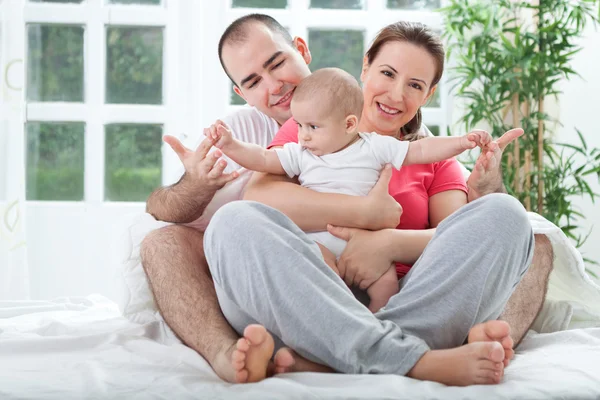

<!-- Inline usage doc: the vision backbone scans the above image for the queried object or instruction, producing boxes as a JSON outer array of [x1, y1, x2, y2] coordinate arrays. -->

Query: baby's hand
[[209, 120, 234, 150], [463, 129, 492, 150]]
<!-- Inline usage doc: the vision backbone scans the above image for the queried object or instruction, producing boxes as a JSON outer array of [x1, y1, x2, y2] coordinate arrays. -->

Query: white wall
[[556, 22, 600, 272]]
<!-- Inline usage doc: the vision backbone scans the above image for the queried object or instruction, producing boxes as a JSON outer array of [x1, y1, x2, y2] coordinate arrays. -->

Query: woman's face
[[360, 41, 438, 137]]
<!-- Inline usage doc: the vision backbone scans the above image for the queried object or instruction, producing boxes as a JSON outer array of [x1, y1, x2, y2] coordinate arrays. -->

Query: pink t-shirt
[[269, 117, 468, 277]]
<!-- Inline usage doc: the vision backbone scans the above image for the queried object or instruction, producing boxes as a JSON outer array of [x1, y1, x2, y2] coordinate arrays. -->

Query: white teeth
[[276, 91, 292, 105], [379, 103, 400, 115]]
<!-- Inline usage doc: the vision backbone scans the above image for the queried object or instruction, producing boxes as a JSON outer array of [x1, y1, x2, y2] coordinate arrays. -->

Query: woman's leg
[[376, 193, 534, 350], [204, 201, 429, 376]]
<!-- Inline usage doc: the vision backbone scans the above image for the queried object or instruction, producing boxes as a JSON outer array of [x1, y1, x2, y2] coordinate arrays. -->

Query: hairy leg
[[499, 234, 553, 347], [141, 225, 239, 382]]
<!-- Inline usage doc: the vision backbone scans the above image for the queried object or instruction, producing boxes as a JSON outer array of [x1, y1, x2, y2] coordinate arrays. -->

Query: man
[[141, 14, 553, 383]]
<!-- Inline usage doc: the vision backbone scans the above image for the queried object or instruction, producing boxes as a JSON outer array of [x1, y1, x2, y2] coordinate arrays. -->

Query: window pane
[[232, 0, 287, 8], [106, 27, 163, 104], [27, 25, 84, 102], [428, 125, 440, 136], [26, 122, 85, 201], [107, 0, 161, 4], [310, 0, 363, 9], [29, 0, 83, 3], [105, 124, 162, 202], [308, 30, 364, 81], [387, 0, 440, 10]]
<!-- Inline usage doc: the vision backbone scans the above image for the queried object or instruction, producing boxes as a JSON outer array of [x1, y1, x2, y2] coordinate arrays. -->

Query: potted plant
[[441, 0, 600, 273]]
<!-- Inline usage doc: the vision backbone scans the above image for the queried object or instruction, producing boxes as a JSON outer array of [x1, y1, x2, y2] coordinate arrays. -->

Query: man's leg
[[500, 234, 554, 346], [140, 225, 239, 382], [376, 193, 535, 350]]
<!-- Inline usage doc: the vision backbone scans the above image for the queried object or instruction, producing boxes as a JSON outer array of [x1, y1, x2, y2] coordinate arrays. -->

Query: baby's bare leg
[[317, 243, 340, 276], [367, 265, 400, 313]]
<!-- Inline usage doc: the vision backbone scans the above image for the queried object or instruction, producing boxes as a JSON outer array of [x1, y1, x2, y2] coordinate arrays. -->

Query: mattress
[[1, 295, 599, 400]]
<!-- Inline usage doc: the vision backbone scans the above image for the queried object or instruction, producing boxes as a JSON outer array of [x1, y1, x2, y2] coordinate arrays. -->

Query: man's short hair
[[218, 14, 293, 86], [293, 68, 364, 120]]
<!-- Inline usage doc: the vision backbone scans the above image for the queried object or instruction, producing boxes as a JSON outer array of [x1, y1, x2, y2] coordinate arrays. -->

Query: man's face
[[222, 24, 312, 125]]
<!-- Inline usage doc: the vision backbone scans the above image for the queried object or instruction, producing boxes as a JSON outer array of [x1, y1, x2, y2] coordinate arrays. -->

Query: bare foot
[[230, 324, 275, 383], [408, 341, 505, 386], [211, 341, 238, 382], [273, 347, 334, 374], [468, 320, 514, 367]]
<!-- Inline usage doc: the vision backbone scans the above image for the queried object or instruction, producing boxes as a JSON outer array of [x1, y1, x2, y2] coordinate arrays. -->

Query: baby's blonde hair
[[292, 68, 364, 120]]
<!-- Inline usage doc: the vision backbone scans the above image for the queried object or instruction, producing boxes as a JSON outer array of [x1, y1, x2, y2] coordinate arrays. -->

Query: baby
[[210, 68, 491, 312]]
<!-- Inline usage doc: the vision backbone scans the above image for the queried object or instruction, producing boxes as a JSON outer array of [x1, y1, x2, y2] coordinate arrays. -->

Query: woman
[[204, 22, 533, 386]]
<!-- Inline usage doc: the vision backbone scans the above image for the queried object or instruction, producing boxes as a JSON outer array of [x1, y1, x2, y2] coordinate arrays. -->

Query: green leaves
[[442, 0, 600, 264]]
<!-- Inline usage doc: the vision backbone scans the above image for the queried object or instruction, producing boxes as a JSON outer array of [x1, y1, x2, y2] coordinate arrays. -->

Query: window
[[225, 0, 447, 135], [24, 0, 177, 203]]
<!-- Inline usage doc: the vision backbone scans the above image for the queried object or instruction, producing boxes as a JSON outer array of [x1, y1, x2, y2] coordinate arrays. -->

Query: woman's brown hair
[[365, 21, 445, 141]]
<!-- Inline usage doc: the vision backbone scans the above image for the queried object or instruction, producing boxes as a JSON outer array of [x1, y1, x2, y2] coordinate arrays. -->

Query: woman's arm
[[384, 189, 468, 264], [243, 169, 402, 232], [329, 189, 468, 288]]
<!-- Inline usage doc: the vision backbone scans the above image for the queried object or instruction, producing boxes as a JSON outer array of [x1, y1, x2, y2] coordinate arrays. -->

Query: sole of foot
[[231, 324, 275, 383]]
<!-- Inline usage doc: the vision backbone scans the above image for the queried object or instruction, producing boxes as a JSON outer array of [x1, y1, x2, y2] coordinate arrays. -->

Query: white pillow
[[115, 169, 254, 333]]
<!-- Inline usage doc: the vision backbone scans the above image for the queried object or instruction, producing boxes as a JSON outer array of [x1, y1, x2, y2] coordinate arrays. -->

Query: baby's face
[[291, 99, 354, 156]]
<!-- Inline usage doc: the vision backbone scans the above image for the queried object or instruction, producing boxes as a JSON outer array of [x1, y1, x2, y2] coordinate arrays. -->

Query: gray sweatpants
[[204, 193, 534, 376]]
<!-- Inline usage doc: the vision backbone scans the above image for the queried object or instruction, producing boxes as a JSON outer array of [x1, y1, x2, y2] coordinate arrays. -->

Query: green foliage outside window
[[27, 25, 84, 102], [26, 122, 85, 201], [106, 27, 164, 104], [105, 124, 163, 202], [232, 0, 287, 8], [308, 30, 364, 81]]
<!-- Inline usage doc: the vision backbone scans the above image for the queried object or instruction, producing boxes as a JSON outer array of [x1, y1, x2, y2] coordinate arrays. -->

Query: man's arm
[[243, 164, 402, 232], [146, 172, 218, 223], [146, 132, 238, 223]]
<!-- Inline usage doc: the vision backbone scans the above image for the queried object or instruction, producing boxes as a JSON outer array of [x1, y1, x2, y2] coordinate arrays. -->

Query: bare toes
[[232, 350, 246, 363], [487, 342, 505, 363], [236, 337, 250, 352], [235, 369, 249, 383]]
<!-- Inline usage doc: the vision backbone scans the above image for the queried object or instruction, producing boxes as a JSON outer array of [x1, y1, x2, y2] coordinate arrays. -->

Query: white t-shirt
[[275, 132, 410, 196], [274, 132, 410, 257], [182, 106, 280, 231]]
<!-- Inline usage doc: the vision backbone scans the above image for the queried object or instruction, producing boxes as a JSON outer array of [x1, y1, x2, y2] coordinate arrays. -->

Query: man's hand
[[362, 165, 403, 230], [327, 226, 395, 290], [163, 120, 239, 191], [467, 128, 524, 202]]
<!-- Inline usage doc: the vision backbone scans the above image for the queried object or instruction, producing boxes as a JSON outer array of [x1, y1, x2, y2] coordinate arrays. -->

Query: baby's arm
[[210, 122, 286, 175], [403, 130, 491, 166]]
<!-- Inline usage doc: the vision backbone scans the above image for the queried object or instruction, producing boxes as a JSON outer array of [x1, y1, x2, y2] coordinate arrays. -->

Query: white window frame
[[217, 0, 448, 135], [22, 0, 182, 206]]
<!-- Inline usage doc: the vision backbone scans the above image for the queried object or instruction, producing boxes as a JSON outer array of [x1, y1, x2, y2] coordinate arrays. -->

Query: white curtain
[[0, 118, 30, 300], [1, 0, 29, 300]]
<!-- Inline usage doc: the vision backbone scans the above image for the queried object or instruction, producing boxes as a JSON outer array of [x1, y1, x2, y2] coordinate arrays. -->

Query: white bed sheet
[[1, 295, 600, 400]]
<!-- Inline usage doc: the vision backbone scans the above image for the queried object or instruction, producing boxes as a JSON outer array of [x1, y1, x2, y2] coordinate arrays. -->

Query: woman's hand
[[327, 225, 395, 290], [361, 165, 403, 230], [467, 128, 524, 202]]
